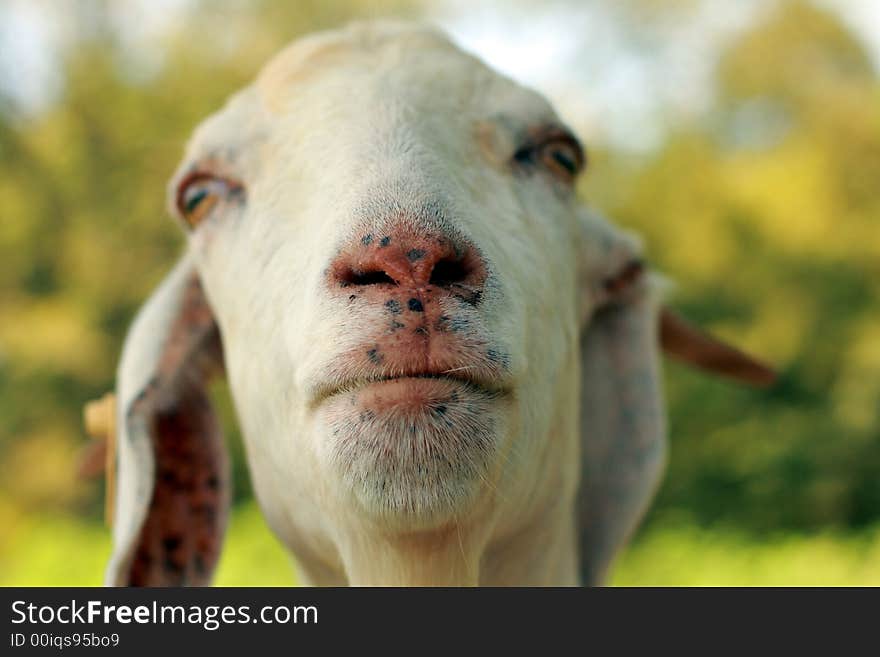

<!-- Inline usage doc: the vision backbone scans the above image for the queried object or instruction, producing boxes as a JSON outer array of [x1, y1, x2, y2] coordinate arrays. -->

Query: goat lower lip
[[323, 376, 504, 418]]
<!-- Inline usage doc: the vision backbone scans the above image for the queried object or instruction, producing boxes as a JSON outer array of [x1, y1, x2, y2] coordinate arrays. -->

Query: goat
[[92, 21, 774, 586]]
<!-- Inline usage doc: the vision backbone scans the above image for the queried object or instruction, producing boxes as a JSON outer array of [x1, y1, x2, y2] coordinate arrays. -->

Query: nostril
[[330, 228, 487, 296], [342, 269, 396, 287], [429, 257, 471, 287]]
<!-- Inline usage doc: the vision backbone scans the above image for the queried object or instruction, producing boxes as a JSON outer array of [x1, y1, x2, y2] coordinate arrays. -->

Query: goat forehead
[[257, 21, 455, 97], [178, 24, 561, 191], [255, 23, 553, 122]]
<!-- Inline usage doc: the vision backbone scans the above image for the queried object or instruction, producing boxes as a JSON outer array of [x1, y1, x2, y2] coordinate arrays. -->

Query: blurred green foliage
[[584, 1, 880, 534], [3, 501, 879, 586], [0, 0, 878, 584]]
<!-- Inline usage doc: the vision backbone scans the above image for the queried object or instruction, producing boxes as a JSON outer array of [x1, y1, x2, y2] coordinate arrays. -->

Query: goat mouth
[[310, 372, 507, 408]]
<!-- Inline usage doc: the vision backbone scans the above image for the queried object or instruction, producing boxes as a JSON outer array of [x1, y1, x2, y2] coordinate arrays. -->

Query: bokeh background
[[1, 0, 879, 586]]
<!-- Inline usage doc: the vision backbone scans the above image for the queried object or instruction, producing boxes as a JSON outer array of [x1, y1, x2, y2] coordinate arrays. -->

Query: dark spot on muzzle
[[367, 347, 384, 364], [162, 535, 183, 552]]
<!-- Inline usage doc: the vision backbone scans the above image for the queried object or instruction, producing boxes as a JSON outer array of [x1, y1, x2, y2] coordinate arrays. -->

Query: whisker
[[441, 365, 477, 374]]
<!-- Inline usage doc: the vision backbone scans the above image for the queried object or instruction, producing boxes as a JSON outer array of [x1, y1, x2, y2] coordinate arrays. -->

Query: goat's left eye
[[176, 174, 241, 228], [537, 139, 584, 181], [515, 133, 585, 183]]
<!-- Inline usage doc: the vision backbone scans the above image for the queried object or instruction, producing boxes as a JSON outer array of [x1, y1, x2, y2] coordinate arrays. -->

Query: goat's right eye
[[176, 174, 241, 228]]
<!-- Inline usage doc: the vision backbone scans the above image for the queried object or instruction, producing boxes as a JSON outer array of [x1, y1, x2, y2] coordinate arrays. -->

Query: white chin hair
[[319, 383, 504, 526]]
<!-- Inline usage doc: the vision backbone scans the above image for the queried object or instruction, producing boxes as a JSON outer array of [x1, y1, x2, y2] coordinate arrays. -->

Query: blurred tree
[[585, 0, 880, 533]]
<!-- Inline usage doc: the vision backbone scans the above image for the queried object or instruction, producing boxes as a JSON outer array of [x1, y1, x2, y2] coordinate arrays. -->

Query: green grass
[[611, 524, 880, 586], [2, 502, 878, 586], [0, 502, 296, 587]]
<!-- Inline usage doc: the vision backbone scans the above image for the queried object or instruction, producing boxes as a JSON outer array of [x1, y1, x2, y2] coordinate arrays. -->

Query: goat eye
[[538, 139, 584, 181], [513, 133, 585, 183], [176, 174, 240, 228]]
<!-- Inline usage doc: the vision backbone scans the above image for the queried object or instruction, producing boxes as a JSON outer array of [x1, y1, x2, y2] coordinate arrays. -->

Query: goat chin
[[316, 376, 508, 528]]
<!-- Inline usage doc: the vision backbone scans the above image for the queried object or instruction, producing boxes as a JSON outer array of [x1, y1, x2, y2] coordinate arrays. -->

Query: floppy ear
[[575, 211, 667, 586], [574, 210, 776, 585], [104, 253, 229, 586]]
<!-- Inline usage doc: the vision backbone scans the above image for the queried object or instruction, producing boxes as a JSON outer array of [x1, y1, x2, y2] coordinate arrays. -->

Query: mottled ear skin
[[576, 288, 667, 586], [105, 255, 229, 587]]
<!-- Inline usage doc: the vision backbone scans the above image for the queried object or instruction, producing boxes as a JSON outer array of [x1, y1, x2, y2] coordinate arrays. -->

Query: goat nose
[[329, 227, 486, 304]]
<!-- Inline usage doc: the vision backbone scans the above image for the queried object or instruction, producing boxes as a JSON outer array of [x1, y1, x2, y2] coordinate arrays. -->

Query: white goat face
[[171, 25, 609, 526], [105, 21, 773, 587]]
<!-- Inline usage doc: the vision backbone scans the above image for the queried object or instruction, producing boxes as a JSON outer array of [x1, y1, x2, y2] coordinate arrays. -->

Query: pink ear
[[659, 308, 777, 387], [592, 247, 776, 389], [106, 256, 230, 587]]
